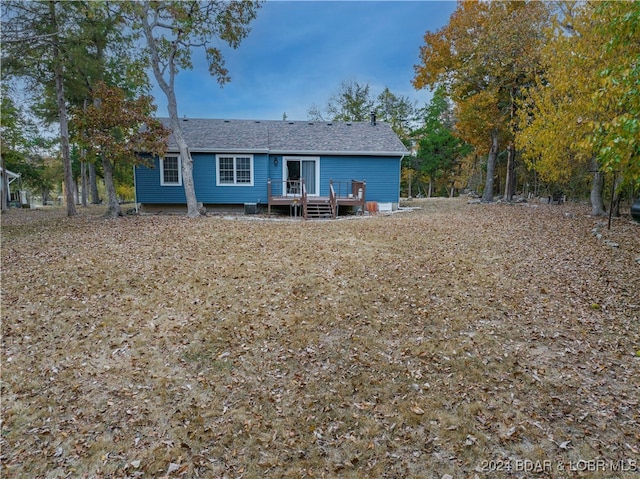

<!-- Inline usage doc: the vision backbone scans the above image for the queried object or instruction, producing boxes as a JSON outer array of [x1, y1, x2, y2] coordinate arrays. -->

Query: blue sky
[[153, 1, 457, 121]]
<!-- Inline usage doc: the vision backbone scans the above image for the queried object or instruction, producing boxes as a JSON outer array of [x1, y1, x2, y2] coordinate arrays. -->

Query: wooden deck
[[267, 179, 366, 219]]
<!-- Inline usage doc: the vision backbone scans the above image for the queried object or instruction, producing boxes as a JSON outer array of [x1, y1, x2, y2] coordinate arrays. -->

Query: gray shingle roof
[[160, 118, 408, 156]]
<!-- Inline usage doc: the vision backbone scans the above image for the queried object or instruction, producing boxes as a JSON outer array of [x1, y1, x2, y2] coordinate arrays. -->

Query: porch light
[[273, 158, 279, 166]]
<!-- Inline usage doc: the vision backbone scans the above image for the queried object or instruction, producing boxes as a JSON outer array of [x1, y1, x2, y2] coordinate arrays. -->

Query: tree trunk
[[101, 155, 121, 217], [428, 177, 433, 198], [1, 154, 8, 212], [81, 160, 88, 207], [482, 130, 499, 203], [139, 6, 200, 217], [590, 157, 606, 216], [50, 1, 76, 217], [89, 162, 100, 204], [167, 111, 200, 217], [611, 173, 623, 217], [504, 143, 516, 201]]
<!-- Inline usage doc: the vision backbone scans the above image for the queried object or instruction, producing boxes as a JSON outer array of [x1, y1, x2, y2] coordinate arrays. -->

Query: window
[[160, 155, 182, 186], [216, 155, 254, 186]]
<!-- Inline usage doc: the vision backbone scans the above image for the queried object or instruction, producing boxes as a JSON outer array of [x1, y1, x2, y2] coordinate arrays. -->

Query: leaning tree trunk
[[590, 157, 606, 216], [101, 156, 121, 217], [504, 143, 516, 202], [482, 130, 499, 203], [168, 111, 200, 217], [139, 9, 200, 218]]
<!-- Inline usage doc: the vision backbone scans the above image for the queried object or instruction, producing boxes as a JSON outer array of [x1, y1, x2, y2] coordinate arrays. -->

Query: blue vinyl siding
[[136, 153, 401, 205], [319, 156, 401, 203], [136, 153, 269, 204], [136, 157, 186, 203]]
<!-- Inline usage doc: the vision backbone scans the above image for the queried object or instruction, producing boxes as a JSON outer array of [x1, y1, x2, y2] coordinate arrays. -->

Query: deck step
[[305, 200, 335, 219]]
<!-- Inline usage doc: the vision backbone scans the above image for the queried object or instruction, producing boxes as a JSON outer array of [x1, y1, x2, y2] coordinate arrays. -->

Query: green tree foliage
[[1, 0, 83, 215], [407, 87, 471, 197], [308, 80, 375, 123], [308, 80, 416, 141], [2, 1, 144, 214], [128, 0, 261, 218], [1, 91, 60, 207], [72, 82, 169, 217], [587, 2, 640, 189], [375, 87, 416, 143]]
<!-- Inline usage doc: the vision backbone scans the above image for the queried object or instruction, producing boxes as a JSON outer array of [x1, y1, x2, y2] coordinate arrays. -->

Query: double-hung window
[[160, 155, 182, 186], [216, 154, 254, 186]]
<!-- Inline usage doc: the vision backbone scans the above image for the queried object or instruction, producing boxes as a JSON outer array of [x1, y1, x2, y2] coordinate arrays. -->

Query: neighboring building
[[1, 167, 21, 207], [134, 116, 408, 217]]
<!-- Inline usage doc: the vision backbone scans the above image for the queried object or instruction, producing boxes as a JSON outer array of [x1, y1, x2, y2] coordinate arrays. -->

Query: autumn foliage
[[414, 0, 639, 203]]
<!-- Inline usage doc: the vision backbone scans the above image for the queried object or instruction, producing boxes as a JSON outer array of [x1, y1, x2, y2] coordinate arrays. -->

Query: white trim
[[283, 156, 320, 196], [160, 155, 182, 186], [271, 150, 407, 157], [168, 148, 406, 156], [216, 154, 254, 186]]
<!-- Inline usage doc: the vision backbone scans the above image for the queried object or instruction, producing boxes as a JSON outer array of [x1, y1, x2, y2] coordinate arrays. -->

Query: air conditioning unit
[[244, 203, 258, 215]]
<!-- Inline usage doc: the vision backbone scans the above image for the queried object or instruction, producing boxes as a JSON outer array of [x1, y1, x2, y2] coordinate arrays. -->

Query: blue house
[[134, 116, 408, 217]]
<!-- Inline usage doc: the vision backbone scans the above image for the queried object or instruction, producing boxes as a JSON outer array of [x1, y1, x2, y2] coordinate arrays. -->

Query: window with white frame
[[216, 154, 254, 186], [160, 155, 182, 186]]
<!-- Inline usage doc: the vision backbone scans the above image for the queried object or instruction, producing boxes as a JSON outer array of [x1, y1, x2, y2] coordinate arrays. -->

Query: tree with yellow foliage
[[414, 1, 551, 202], [587, 2, 640, 190], [517, 2, 639, 215]]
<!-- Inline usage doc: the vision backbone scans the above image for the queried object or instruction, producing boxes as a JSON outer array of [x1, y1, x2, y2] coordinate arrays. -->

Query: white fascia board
[[166, 148, 405, 156], [268, 150, 407, 157], [166, 148, 269, 154]]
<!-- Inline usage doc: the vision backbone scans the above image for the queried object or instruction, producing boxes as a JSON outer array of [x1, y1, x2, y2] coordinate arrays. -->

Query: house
[[134, 116, 408, 217], [1, 167, 21, 207]]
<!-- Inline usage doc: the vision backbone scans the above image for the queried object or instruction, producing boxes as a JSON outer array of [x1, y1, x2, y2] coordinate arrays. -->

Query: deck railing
[[329, 179, 366, 200], [329, 182, 337, 218], [267, 178, 307, 216], [267, 178, 365, 218], [301, 181, 308, 219], [267, 178, 306, 197]]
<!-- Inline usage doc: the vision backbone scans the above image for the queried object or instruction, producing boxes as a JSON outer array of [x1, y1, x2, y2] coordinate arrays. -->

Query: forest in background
[[1, 1, 638, 217]]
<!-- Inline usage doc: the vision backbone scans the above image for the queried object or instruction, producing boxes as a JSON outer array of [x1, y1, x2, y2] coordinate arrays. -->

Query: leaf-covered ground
[[2, 199, 639, 478]]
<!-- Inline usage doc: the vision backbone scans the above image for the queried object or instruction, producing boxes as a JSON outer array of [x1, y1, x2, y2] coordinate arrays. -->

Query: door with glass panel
[[285, 158, 318, 196]]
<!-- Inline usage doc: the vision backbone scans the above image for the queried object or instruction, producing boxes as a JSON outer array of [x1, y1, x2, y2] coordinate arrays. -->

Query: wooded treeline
[[1, 0, 259, 217], [1, 1, 637, 217], [412, 0, 639, 213]]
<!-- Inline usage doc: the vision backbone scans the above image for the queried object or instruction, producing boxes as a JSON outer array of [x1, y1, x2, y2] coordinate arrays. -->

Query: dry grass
[[1, 198, 639, 478]]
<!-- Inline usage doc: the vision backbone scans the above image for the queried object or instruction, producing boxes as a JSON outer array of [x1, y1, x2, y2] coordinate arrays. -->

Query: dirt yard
[[2, 198, 639, 478]]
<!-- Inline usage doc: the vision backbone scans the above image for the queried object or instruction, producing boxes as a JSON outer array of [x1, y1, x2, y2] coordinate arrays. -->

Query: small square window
[[161, 156, 182, 186]]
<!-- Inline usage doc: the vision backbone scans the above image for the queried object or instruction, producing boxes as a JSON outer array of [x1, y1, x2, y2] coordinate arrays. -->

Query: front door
[[285, 157, 318, 195]]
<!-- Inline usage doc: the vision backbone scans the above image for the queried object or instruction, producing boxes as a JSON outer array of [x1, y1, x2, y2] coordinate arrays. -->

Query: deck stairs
[[305, 198, 335, 219]]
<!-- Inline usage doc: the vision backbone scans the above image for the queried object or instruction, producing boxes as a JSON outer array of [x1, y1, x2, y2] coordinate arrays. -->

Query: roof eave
[[270, 150, 408, 157], [166, 148, 407, 157], [166, 148, 270, 154]]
